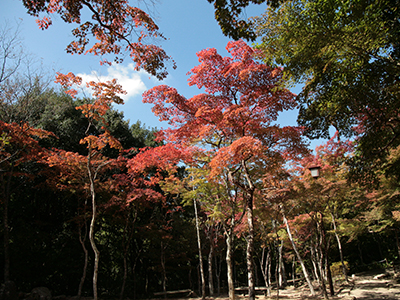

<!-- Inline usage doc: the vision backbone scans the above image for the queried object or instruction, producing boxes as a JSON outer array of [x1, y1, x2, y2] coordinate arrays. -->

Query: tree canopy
[[22, 0, 175, 79], [252, 0, 400, 184], [205, 0, 282, 41], [143, 39, 309, 300]]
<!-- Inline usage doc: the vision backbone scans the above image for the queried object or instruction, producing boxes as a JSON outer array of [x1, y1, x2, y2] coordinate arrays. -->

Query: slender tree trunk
[[120, 210, 136, 300], [120, 248, 128, 300], [246, 195, 255, 300], [276, 243, 281, 288], [330, 212, 348, 281], [120, 251, 128, 299], [78, 221, 89, 299], [88, 177, 99, 300], [320, 213, 334, 296], [316, 222, 328, 299], [239, 159, 256, 300], [292, 255, 296, 288], [226, 230, 235, 300], [214, 253, 222, 296], [259, 246, 271, 296], [161, 241, 167, 296], [194, 198, 206, 299], [89, 196, 99, 300], [267, 248, 272, 295], [309, 246, 318, 284], [274, 250, 280, 300], [208, 235, 214, 296], [267, 251, 272, 291], [309, 243, 320, 284], [223, 173, 246, 300], [326, 254, 334, 296], [282, 211, 315, 296], [260, 247, 266, 284], [132, 245, 142, 300], [357, 241, 364, 265], [86, 144, 100, 300], [277, 240, 286, 288]]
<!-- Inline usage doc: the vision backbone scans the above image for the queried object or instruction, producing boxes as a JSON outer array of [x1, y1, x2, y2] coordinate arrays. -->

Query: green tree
[[161, 159, 246, 299], [254, 0, 400, 184], [205, 0, 283, 40], [130, 120, 160, 148]]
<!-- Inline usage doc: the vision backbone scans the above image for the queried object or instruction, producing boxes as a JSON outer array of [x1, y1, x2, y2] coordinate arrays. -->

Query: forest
[[1, 1, 400, 300]]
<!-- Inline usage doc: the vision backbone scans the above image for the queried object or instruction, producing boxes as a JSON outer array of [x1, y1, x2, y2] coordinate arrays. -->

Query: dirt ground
[[163, 269, 400, 300]]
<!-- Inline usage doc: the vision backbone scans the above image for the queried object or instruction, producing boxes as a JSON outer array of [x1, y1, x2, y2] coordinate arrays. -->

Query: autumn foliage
[[143, 40, 308, 175], [23, 0, 175, 79], [142, 40, 310, 300], [3, 1, 400, 298]]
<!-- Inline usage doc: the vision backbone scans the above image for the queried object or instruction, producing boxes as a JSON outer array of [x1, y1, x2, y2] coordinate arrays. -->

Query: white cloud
[[77, 63, 147, 102]]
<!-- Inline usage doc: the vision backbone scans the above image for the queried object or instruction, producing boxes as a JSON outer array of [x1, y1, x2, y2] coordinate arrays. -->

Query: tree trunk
[[86, 144, 109, 300], [194, 198, 206, 299], [330, 212, 348, 281], [132, 245, 142, 300], [357, 241, 364, 265], [120, 210, 137, 300], [326, 254, 334, 297], [320, 213, 334, 296], [292, 255, 296, 288], [208, 235, 214, 296], [277, 239, 287, 288], [214, 253, 222, 296], [226, 230, 235, 300], [78, 221, 88, 300], [161, 241, 167, 296], [267, 249, 272, 295], [239, 160, 256, 300], [86, 140, 100, 300], [274, 249, 280, 299], [282, 211, 315, 296], [259, 246, 271, 296], [246, 196, 255, 300], [310, 245, 320, 284], [315, 216, 329, 299], [88, 177, 99, 300], [223, 172, 246, 300]]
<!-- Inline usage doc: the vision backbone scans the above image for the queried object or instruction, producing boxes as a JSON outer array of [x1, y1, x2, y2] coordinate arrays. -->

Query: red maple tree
[[46, 72, 126, 300], [143, 39, 309, 300]]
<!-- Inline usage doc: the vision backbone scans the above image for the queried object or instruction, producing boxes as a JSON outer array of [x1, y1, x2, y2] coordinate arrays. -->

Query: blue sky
[[0, 0, 326, 150]]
